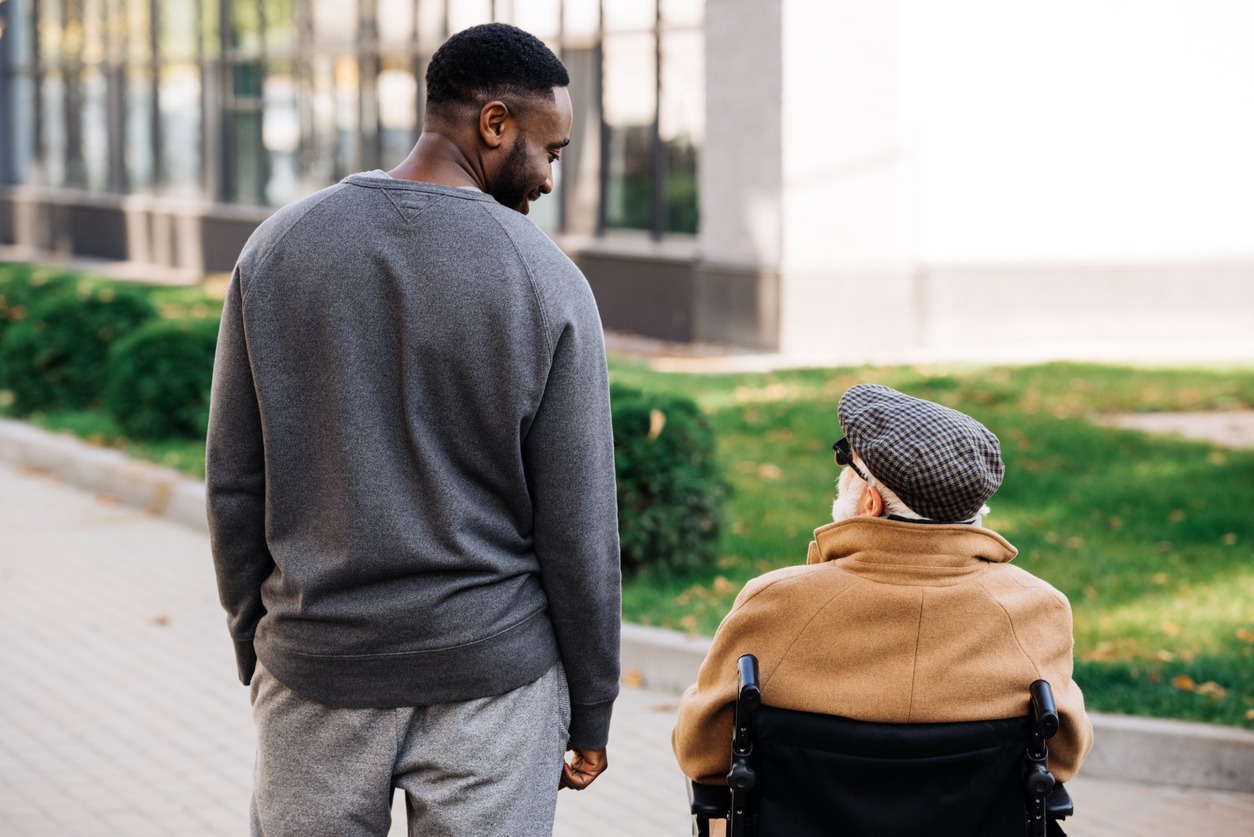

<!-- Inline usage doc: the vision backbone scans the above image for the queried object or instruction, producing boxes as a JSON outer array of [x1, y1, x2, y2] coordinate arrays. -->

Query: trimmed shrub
[[104, 317, 219, 440], [611, 384, 728, 577], [0, 281, 158, 413], [0, 265, 78, 346]]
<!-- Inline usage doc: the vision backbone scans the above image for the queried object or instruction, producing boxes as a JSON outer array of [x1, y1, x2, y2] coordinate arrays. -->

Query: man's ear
[[859, 484, 885, 518], [478, 100, 512, 149]]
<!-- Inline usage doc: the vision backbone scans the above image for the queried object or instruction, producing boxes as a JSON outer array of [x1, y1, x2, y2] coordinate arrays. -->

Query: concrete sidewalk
[[2, 461, 1254, 834]]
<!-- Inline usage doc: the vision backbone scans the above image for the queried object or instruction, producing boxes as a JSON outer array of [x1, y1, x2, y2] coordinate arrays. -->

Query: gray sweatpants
[[248, 662, 571, 837]]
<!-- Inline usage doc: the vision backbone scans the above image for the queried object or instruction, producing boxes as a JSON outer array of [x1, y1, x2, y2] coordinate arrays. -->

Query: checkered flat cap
[[838, 384, 1004, 521]]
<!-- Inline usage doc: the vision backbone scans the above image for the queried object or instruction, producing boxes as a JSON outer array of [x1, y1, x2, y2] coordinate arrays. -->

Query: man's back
[[208, 174, 621, 728]]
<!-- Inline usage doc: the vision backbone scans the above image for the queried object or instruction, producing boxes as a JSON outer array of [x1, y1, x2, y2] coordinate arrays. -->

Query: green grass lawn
[[609, 359, 1254, 729], [6, 350, 1253, 729]]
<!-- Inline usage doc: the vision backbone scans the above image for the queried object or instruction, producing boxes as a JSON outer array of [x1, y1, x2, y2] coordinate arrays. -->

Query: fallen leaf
[[1161, 622, 1182, 636], [622, 670, 644, 688], [1221, 533, 1238, 546], [1194, 681, 1226, 699], [712, 576, 738, 595], [647, 409, 666, 440], [756, 463, 783, 481], [1235, 628, 1254, 643], [1171, 675, 1195, 691], [152, 614, 171, 626]]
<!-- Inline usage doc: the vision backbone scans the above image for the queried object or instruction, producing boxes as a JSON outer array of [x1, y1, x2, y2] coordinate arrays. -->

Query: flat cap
[[837, 384, 1004, 521]]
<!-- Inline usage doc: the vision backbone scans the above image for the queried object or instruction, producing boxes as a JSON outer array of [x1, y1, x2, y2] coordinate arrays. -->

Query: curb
[[3, 419, 1253, 794], [0, 418, 208, 533]]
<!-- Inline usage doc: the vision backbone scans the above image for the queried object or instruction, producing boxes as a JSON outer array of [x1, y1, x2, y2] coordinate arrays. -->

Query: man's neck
[[388, 131, 486, 192]]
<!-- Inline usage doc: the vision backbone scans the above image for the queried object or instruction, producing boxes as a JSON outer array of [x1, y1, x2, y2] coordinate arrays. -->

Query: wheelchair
[[689, 654, 1074, 837]]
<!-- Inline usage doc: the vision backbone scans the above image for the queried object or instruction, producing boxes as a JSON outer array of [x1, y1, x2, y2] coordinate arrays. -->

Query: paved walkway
[[2, 460, 1254, 835]]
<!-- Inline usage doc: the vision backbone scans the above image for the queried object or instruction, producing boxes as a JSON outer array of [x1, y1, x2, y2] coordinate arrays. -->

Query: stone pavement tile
[[1063, 776, 1254, 837]]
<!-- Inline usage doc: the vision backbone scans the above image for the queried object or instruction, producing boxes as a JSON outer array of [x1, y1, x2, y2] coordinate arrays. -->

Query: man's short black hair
[[425, 23, 570, 113]]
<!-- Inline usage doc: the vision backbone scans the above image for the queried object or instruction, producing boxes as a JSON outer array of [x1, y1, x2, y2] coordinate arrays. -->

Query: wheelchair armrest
[[1046, 782, 1073, 819], [689, 780, 731, 817]]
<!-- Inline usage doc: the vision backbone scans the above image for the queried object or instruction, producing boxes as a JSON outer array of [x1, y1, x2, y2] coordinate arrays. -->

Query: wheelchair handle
[[1029, 680, 1059, 739]]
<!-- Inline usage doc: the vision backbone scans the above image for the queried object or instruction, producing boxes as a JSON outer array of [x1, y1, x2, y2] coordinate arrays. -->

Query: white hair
[[834, 456, 988, 526]]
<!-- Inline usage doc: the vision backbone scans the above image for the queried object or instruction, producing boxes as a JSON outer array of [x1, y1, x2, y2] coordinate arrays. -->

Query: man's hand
[[559, 747, 608, 790]]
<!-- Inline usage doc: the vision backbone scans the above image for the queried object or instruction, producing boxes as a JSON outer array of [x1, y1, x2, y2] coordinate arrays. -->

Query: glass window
[[312, 0, 357, 46], [378, 58, 418, 167], [308, 54, 359, 185], [659, 29, 701, 234], [511, 0, 560, 39], [79, 65, 109, 191], [233, 108, 265, 203], [125, 65, 155, 190], [40, 70, 67, 187], [602, 32, 656, 231], [80, 0, 107, 64], [7, 0, 33, 64], [604, 0, 655, 32], [416, 0, 446, 48], [232, 0, 263, 52], [333, 55, 360, 179], [158, 63, 201, 196], [266, 0, 299, 54], [39, 0, 66, 63], [661, 0, 702, 27], [378, 0, 417, 46], [126, 0, 153, 61], [562, 0, 599, 39], [263, 61, 300, 205], [448, 0, 491, 34], [159, 0, 199, 60]]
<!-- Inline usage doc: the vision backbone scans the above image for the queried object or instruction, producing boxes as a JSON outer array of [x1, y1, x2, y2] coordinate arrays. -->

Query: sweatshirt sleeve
[[205, 266, 273, 686], [522, 281, 622, 750]]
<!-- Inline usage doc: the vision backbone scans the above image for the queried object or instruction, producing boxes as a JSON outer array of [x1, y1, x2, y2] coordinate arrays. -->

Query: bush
[[611, 384, 728, 577], [0, 281, 158, 413], [104, 317, 219, 440], [0, 264, 78, 346]]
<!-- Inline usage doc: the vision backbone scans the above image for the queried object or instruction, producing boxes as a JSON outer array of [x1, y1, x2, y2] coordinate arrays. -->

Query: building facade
[[3, 0, 1253, 359]]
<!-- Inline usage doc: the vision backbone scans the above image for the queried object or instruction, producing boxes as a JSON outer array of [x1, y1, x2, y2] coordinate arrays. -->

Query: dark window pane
[[603, 32, 656, 231], [233, 110, 264, 203], [660, 29, 701, 234], [6, 74, 36, 183]]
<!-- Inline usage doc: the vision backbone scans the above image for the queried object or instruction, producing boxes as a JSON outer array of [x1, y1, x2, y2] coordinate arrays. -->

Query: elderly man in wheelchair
[[672, 385, 1093, 836]]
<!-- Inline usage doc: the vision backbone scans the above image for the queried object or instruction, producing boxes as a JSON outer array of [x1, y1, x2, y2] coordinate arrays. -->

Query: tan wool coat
[[672, 517, 1093, 784]]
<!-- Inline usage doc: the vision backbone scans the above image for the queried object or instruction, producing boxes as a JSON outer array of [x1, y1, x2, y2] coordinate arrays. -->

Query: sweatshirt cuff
[[234, 639, 258, 686], [568, 697, 617, 750]]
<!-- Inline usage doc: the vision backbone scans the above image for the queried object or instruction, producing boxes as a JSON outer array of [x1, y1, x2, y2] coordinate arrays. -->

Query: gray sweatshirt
[[206, 174, 621, 748]]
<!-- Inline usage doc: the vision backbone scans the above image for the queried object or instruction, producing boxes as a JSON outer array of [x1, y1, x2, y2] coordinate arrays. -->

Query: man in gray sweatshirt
[[206, 23, 621, 836]]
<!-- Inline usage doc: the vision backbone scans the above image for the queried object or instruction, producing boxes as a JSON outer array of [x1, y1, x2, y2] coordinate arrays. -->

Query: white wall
[[901, 0, 1254, 264]]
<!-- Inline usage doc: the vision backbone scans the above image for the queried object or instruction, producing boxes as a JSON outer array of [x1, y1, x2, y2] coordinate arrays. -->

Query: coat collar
[[806, 517, 1018, 584]]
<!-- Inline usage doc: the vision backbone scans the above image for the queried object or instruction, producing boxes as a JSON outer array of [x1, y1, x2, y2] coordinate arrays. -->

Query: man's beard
[[831, 466, 866, 522], [488, 138, 534, 212]]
